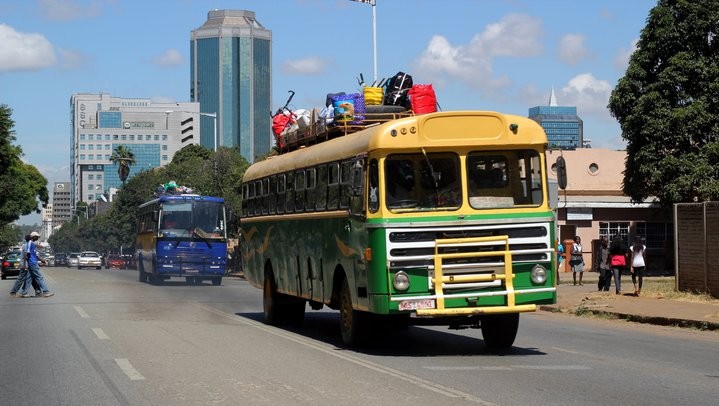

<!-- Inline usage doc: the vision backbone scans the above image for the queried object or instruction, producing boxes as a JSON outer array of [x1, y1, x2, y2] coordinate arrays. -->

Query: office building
[[70, 93, 200, 206], [529, 89, 584, 149], [51, 182, 72, 226], [190, 9, 272, 162]]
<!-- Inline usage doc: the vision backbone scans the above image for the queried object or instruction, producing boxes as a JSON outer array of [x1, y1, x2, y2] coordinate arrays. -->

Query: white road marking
[[552, 346, 580, 354], [425, 365, 590, 371], [92, 327, 110, 340], [514, 365, 591, 370], [115, 358, 145, 381], [198, 304, 495, 405], [74, 306, 90, 318]]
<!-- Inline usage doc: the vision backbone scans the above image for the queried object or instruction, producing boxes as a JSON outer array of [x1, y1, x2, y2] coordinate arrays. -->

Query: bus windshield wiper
[[421, 147, 441, 206]]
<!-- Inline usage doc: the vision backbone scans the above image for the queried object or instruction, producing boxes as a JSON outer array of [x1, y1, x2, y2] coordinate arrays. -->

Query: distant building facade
[[529, 89, 584, 148], [190, 9, 272, 162], [70, 93, 200, 206], [52, 182, 72, 226], [546, 148, 673, 273]]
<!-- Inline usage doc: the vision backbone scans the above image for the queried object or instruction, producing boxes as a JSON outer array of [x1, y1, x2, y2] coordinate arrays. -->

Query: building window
[[162, 135, 167, 140], [87, 184, 94, 191], [88, 165, 94, 170], [80, 144, 86, 150], [162, 155, 168, 161], [88, 154, 94, 160], [599, 222, 630, 243], [88, 145, 94, 150], [80, 134, 86, 140], [105, 134, 110, 140], [105, 154, 110, 160], [96, 174, 102, 180], [636, 222, 673, 250], [162, 145, 167, 150], [96, 144, 102, 150], [88, 174, 94, 180], [130, 135, 135, 141], [113, 134, 119, 140], [80, 154, 86, 160], [88, 195, 94, 200], [146, 135, 151, 140], [121, 135, 127, 140], [154, 135, 159, 141], [88, 134, 94, 140]]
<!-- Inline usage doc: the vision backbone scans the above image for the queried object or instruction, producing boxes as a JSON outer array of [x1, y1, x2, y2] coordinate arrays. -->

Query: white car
[[68, 253, 80, 267], [78, 251, 102, 269]]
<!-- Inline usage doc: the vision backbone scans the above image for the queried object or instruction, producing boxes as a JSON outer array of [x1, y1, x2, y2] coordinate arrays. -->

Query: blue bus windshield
[[160, 200, 226, 239]]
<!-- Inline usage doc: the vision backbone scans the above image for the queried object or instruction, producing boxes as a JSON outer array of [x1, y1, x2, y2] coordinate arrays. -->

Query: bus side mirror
[[556, 156, 567, 190]]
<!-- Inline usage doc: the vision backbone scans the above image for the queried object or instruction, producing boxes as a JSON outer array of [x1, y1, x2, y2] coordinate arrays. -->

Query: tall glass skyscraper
[[190, 10, 272, 163], [528, 89, 584, 149]]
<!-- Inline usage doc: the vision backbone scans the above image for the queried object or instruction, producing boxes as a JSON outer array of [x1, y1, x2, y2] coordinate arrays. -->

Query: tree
[[608, 0, 719, 205], [0, 104, 49, 226], [110, 145, 136, 183]]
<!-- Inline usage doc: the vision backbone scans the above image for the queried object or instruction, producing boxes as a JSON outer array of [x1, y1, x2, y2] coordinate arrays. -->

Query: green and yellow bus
[[241, 111, 558, 348]]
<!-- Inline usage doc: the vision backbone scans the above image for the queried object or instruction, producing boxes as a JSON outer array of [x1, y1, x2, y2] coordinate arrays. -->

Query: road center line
[[74, 305, 90, 318], [92, 327, 110, 340], [115, 358, 145, 381], [198, 304, 495, 405], [552, 346, 579, 354]]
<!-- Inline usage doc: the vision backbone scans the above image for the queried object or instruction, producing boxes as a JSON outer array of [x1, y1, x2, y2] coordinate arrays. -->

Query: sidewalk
[[541, 271, 719, 331]]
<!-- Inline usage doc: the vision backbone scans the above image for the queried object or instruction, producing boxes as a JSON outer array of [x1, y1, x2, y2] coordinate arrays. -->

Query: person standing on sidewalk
[[9, 235, 41, 297], [595, 235, 612, 292], [569, 236, 585, 286], [631, 236, 647, 296], [18, 232, 54, 298], [608, 234, 629, 295]]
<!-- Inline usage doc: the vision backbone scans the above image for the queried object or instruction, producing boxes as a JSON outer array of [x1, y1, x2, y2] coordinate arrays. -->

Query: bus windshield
[[385, 152, 461, 211], [466, 149, 543, 209], [160, 200, 226, 239]]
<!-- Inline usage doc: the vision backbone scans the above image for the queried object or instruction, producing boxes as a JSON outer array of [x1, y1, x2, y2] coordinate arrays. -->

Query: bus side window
[[254, 181, 262, 216], [316, 165, 328, 211], [339, 161, 351, 209], [369, 159, 379, 213], [269, 176, 277, 214], [248, 182, 256, 217], [295, 170, 305, 212], [286, 171, 295, 213], [241, 184, 248, 217], [276, 174, 286, 214], [262, 178, 270, 215], [306, 168, 316, 212], [327, 162, 340, 210]]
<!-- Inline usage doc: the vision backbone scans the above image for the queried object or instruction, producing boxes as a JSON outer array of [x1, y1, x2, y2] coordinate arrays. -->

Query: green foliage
[[110, 145, 136, 182], [51, 146, 248, 253], [0, 224, 22, 251], [608, 0, 719, 205], [0, 104, 49, 226]]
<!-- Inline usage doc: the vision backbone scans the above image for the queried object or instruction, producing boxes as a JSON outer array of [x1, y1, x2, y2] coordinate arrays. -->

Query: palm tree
[[110, 145, 136, 183]]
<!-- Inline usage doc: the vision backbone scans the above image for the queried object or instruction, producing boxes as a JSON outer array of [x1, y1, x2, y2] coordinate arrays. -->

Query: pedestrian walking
[[9, 235, 41, 297], [569, 236, 584, 286], [631, 236, 647, 296], [556, 238, 564, 284], [18, 231, 54, 298], [595, 235, 612, 292], [608, 234, 629, 295]]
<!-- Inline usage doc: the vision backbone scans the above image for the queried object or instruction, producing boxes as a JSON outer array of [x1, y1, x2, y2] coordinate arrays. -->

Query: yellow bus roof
[[243, 111, 547, 182]]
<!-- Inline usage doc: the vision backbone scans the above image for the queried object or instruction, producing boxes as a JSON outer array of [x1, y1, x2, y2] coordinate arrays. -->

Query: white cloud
[[281, 56, 331, 75], [152, 49, 183, 67], [414, 14, 542, 95], [558, 34, 590, 65], [0, 24, 57, 72], [559, 73, 613, 118], [613, 39, 638, 70], [38, 0, 102, 22]]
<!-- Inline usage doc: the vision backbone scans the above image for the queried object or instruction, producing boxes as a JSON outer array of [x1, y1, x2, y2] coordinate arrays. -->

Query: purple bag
[[331, 93, 365, 124]]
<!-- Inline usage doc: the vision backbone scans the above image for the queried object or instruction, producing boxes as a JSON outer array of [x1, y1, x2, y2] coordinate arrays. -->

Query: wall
[[675, 202, 719, 298]]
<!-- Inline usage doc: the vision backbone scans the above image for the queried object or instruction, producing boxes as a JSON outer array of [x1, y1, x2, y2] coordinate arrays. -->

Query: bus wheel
[[211, 277, 222, 286], [263, 272, 282, 325], [339, 278, 367, 346], [481, 313, 519, 350]]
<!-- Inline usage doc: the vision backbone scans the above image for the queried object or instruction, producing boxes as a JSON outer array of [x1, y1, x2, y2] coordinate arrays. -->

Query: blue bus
[[136, 194, 228, 285]]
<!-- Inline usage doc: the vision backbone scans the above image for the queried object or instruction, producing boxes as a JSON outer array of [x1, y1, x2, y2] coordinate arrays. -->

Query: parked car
[[67, 252, 80, 267], [54, 253, 68, 266], [2, 251, 23, 280], [105, 254, 128, 269], [78, 251, 102, 269]]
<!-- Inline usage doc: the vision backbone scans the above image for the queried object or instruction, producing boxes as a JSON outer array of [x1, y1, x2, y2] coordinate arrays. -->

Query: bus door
[[346, 157, 370, 302]]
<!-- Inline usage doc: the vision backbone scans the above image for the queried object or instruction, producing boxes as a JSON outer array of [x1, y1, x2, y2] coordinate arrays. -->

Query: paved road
[[1, 266, 717, 405]]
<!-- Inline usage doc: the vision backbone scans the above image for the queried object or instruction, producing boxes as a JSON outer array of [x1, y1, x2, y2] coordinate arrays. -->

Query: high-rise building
[[190, 9, 272, 163], [70, 93, 200, 206], [51, 182, 72, 226], [528, 89, 584, 149]]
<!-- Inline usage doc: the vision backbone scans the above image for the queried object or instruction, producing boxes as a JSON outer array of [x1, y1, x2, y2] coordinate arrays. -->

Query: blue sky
[[1, 0, 657, 224]]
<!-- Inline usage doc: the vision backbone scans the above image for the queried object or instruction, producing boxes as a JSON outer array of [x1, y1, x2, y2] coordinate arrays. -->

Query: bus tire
[[339, 278, 368, 346], [481, 313, 519, 350], [211, 277, 222, 286], [263, 272, 282, 325]]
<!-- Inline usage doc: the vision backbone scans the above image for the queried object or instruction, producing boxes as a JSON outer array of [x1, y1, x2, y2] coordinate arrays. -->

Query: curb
[[539, 305, 719, 331]]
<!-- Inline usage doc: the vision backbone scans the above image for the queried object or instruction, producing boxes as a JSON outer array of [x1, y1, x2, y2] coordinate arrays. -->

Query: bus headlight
[[531, 265, 548, 284], [393, 271, 410, 291]]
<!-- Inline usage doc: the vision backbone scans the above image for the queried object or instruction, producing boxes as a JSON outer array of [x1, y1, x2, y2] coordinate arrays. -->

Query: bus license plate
[[399, 299, 435, 311]]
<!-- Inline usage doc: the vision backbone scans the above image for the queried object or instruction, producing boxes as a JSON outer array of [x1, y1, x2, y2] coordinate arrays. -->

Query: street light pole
[[351, 0, 377, 82], [199, 112, 218, 151]]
